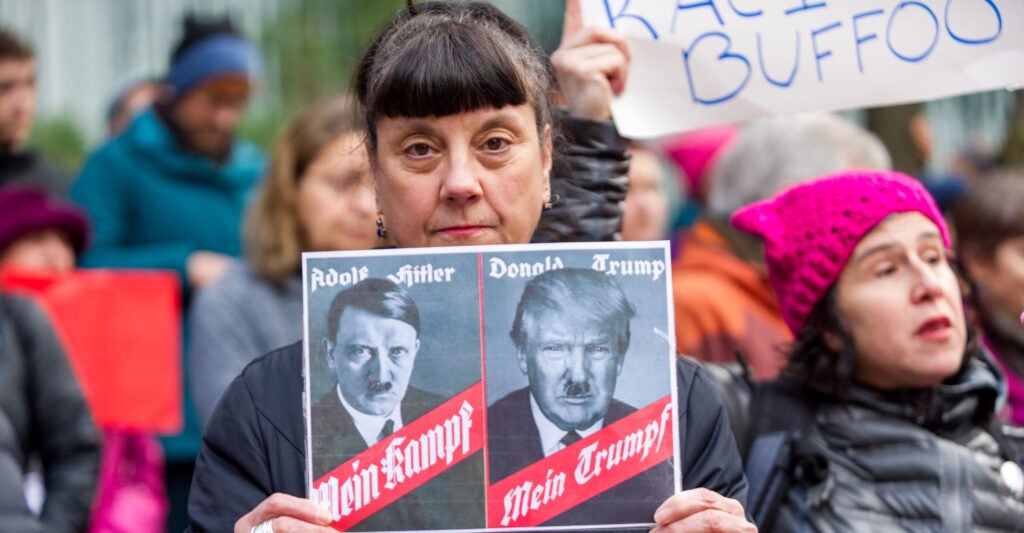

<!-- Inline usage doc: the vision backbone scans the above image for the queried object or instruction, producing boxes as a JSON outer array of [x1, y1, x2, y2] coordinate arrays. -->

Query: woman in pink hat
[[719, 169, 1024, 530]]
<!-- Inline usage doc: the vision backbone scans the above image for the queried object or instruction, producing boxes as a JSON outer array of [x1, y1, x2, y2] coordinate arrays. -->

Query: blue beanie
[[166, 34, 262, 96]]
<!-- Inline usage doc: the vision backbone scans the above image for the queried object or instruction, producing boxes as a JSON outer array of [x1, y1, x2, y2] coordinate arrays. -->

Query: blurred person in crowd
[[953, 170, 1024, 425], [187, 2, 752, 532], [106, 78, 161, 137], [70, 13, 265, 531], [0, 28, 69, 196], [188, 96, 377, 429], [620, 145, 676, 242], [72, 13, 264, 294], [673, 113, 891, 379], [0, 185, 100, 533], [727, 169, 1024, 530], [0, 186, 85, 272], [0, 185, 169, 532], [663, 124, 736, 209]]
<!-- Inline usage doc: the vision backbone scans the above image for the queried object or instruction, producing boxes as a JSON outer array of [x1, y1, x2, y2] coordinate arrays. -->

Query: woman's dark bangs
[[371, 25, 528, 119]]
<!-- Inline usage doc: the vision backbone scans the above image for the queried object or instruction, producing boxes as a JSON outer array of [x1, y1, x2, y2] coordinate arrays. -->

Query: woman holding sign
[[187, 2, 753, 532]]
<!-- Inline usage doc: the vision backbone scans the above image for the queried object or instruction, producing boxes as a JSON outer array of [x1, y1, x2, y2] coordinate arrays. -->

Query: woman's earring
[[543, 193, 560, 210], [376, 215, 387, 238]]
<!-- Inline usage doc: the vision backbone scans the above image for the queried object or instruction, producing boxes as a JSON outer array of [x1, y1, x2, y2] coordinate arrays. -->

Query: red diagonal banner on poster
[[312, 382, 485, 530], [487, 395, 674, 528]]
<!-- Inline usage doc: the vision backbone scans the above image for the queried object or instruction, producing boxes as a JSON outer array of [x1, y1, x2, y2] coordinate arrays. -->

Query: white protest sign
[[581, 0, 1024, 139]]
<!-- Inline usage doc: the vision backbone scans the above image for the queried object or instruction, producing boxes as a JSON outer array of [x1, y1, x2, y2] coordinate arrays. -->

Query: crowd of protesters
[[1, 1, 1023, 532]]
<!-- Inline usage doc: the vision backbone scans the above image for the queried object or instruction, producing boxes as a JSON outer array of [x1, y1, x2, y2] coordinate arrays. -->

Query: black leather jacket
[[711, 356, 1024, 531], [532, 110, 629, 243], [0, 294, 100, 533]]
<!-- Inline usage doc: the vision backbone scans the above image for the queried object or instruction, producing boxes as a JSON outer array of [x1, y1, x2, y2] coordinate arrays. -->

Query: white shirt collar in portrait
[[337, 385, 404, 448], [529, 393, 602, 457]]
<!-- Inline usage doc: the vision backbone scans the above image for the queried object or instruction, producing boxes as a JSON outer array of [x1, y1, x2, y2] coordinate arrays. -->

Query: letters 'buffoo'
[[582, 0, 1024, 138]]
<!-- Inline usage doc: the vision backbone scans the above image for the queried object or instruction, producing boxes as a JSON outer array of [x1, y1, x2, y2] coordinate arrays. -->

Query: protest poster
[[0, 267, 182, 433], [580, 0, 1024, 138], [303, 241, 679, 532]]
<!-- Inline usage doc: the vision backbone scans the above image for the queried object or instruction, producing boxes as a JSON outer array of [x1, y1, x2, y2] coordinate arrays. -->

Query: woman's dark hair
[[784, 282, 982, 400], [355, 1, 557, 159]]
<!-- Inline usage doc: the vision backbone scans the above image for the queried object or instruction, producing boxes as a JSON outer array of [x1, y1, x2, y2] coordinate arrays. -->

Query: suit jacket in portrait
[[311, 385, 485, 531], [487, 387, 675, 528]]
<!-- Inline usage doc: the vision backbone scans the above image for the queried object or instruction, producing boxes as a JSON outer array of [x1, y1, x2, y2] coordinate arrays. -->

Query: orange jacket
[[672, 221, 791, 379]]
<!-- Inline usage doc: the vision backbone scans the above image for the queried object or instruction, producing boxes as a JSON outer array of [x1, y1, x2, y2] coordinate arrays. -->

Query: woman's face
[[372, 104, 552, 248], [964, 236, 1024, 322], [0, 229, 76, 272], [834, 212, 966, 390], [296, 132, 378, 252], [622, 148, 669, 242]]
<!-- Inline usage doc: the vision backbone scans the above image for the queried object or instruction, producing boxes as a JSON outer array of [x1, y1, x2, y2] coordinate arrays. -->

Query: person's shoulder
[[233, 341, 303, 406], [229, 139, 267, 174], [675, 356, 747, 415], [196, 259, 270, 304], [0, 293, 47, 329], [676, 355, 707, 386], [489, 387, 530, 410], [240, 341, 302, 380]]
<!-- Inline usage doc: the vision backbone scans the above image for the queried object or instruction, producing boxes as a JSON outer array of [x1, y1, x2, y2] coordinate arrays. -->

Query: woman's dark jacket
[[715, 356, 1024, 531], [187, 345, 748, 531], [0, 294, 101, 533], [531, 111, 629, 243]]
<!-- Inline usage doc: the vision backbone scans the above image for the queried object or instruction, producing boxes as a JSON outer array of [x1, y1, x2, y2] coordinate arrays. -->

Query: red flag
[[1, 267, 182, 433]]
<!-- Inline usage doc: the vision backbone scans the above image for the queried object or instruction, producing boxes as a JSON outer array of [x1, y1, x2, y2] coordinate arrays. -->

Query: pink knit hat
[[731, 169, 949, 336]]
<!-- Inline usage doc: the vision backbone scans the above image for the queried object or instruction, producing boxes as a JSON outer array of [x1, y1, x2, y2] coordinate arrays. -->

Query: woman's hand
[[234, 493, 335, 533], [650, 488, 758, 533], [551, 0, 630, 121]]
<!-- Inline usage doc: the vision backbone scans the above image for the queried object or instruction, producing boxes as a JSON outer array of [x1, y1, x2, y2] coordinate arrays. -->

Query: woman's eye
[[406, 143, 432, 157], [484, 137, 508, 151], [876, 264, 897, 277]]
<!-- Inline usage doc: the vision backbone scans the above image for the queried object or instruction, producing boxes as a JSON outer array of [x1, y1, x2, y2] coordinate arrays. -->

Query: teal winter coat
[[71, 109, 265, 284], [70, 109, 265, 461]]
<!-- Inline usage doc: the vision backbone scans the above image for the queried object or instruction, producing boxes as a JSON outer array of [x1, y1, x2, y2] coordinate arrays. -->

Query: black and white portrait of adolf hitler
[[310, 277, 484, 531], [487, 267, 674, 527]]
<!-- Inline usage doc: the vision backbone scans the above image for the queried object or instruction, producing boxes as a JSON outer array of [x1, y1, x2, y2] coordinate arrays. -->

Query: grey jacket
[[0, 294, 101, 533], [720, 356, 1024, 532]]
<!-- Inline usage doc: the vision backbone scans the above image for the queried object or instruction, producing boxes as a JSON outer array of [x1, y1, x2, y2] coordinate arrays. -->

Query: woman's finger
[[650, 508, 758, 533], [654, 488, 747, 525], [234, 493, 333, 533]]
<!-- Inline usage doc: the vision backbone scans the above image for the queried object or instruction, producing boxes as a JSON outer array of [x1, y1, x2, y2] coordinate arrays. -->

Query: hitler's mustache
[[368, 380, 393, 394], [563, 381, 591, 397]]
